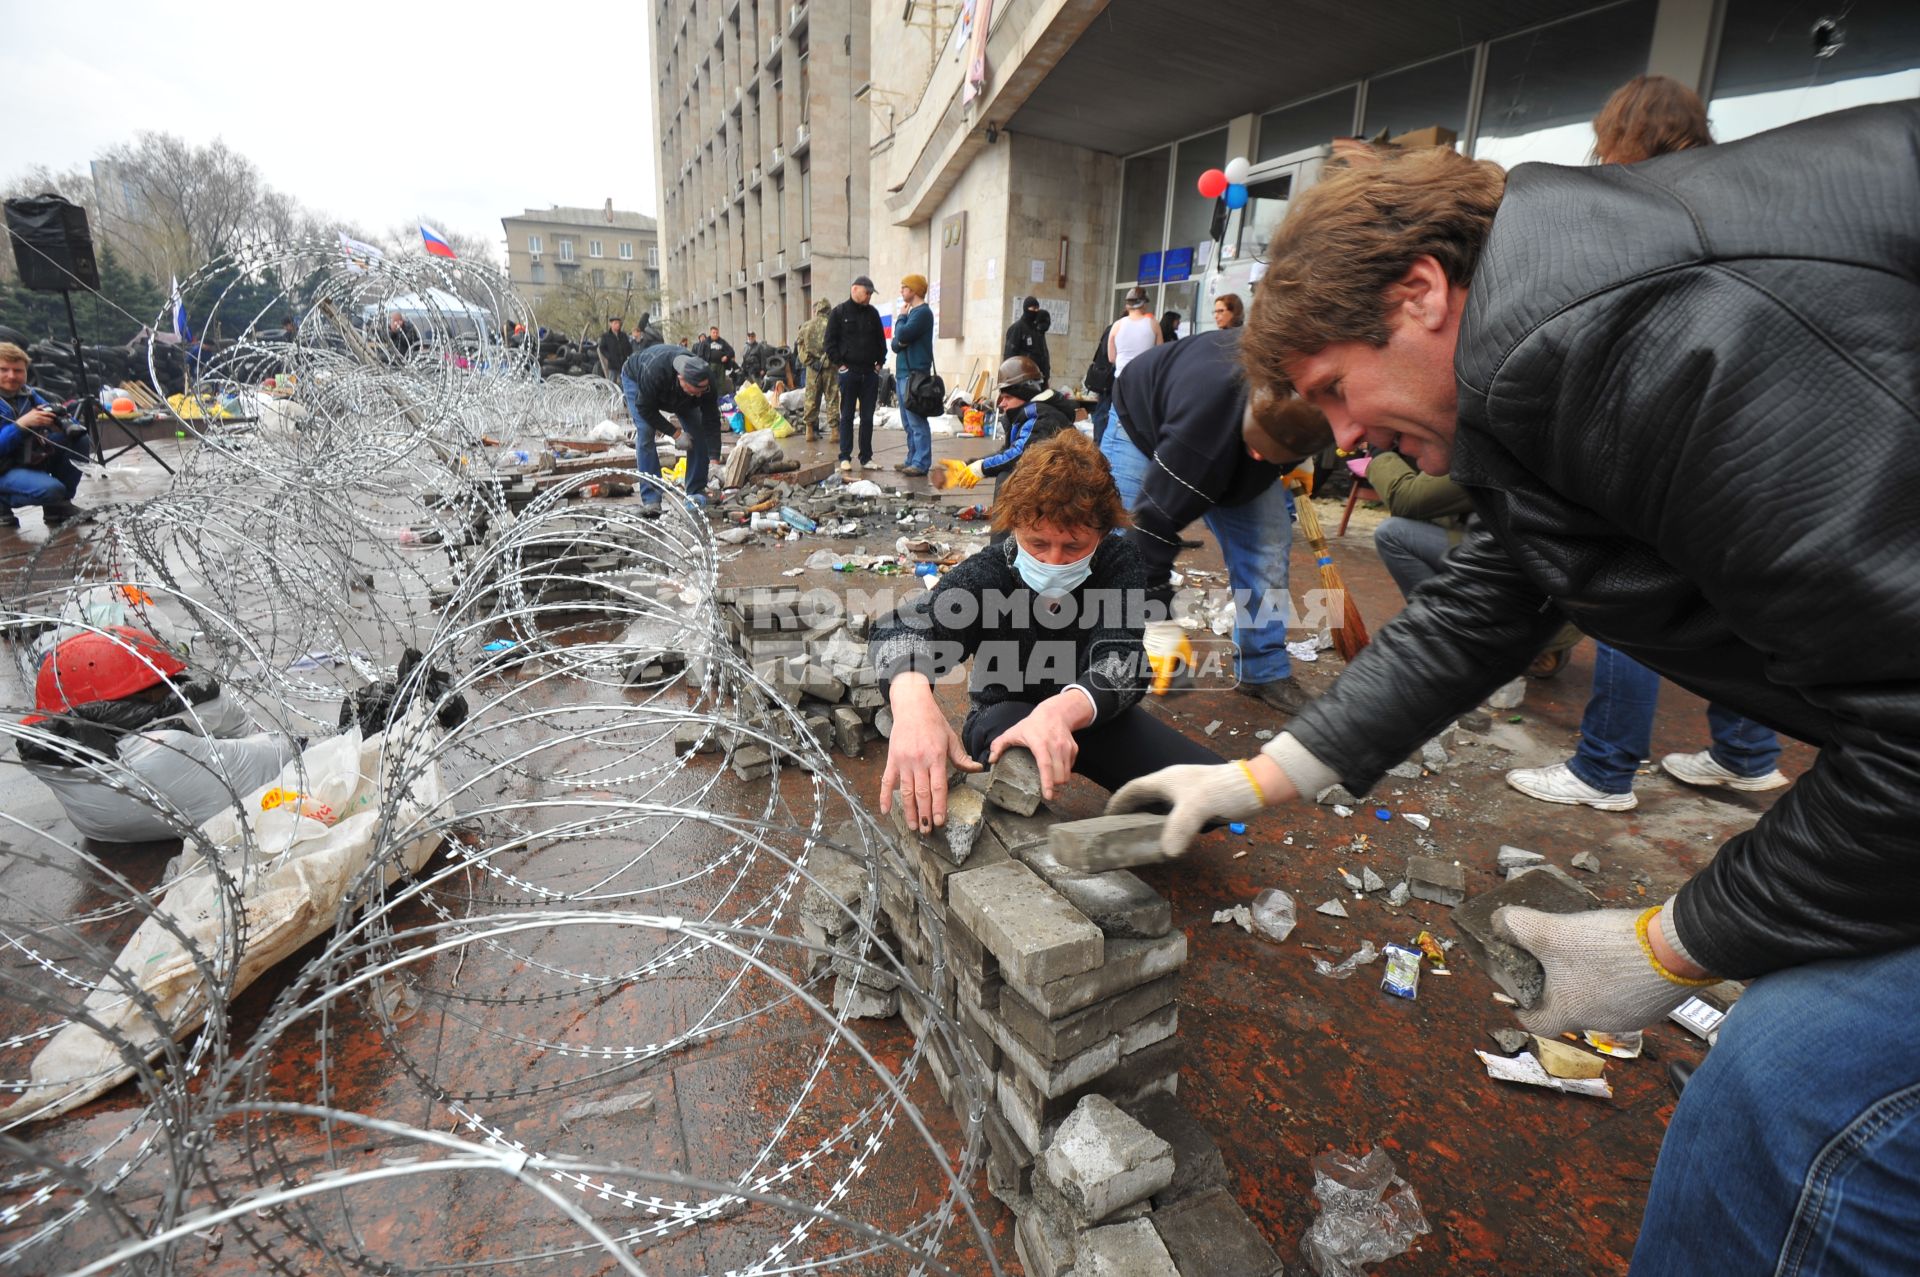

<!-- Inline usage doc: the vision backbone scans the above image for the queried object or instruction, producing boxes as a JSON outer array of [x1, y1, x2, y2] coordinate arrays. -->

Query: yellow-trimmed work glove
[[1492, 900, 1718, 1035], [1143, 621, 1192, 696]]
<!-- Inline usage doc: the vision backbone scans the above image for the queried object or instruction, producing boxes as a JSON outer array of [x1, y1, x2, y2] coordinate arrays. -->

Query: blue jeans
[[837, 367, 880, 463], [633, 425, 709, 508], [1099, 424, 1294, 683], [1632, 942, 1920, 1275], [0, 456, 82, 510], [1568, 643, 1782, 794], [895, 372, 932, 471]]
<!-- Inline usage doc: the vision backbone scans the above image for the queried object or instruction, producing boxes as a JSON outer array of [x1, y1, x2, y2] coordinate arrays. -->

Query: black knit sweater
[[869, 536, 1149, 723]]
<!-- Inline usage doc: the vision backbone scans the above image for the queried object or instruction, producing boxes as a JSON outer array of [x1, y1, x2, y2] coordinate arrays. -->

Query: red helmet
[[28, 627, 188, 722]]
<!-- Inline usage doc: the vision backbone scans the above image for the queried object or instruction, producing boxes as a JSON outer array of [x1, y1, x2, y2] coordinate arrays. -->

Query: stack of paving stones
[[710, 586, 887, 759], [855, 748, 1282, 1275]]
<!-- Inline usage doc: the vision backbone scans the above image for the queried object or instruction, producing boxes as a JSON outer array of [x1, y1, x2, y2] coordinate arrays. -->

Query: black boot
[[1238, 675, 1315, 717]]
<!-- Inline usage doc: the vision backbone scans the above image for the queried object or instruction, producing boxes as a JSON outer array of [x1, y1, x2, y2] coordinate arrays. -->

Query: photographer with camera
[[0, 342, 90, 530]]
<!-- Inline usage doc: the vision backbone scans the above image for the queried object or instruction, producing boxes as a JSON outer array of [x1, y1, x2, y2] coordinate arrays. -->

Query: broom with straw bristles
[[1288, 477, 1371, 662]]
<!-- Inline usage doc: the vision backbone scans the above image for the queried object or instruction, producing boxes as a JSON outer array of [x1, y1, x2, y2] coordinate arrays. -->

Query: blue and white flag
[[169, 276, 193, 345]]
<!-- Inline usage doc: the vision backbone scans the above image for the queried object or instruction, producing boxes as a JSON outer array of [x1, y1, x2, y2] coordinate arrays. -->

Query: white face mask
[[1014, 542, 1096, 596]]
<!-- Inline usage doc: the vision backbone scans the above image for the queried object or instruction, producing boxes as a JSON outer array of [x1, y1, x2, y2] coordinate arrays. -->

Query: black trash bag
[[339, 649, 469, 735], [17, 673, 223, 767]]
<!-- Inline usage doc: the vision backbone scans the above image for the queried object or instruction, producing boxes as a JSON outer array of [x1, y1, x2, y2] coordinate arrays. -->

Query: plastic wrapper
[[1301, 1146, 1431, 1277], [1312, 940, 1379, 980], [1250, 888, 1297, 942]]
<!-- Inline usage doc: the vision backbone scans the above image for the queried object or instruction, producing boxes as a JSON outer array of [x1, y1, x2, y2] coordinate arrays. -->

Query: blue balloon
[[1224, 183, 1249, 210]]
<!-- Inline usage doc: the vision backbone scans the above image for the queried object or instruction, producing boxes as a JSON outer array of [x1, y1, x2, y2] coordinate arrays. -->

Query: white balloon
[[1224, 156, 1251, 185]]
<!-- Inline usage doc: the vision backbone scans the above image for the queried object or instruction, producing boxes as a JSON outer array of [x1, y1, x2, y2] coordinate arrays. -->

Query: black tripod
[[55, 288, 174, 475]]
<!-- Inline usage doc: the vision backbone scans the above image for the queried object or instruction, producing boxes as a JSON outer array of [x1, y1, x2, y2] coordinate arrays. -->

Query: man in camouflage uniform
[[794, 298, 838, 442]]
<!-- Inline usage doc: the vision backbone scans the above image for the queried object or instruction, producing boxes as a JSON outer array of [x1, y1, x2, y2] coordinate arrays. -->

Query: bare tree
[[88, 133, 266, 283]]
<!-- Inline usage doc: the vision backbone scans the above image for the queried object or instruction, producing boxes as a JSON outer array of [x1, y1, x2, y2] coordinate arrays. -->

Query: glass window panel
[[1116, 147, 1170, 284], [1711, 0, 1920, 142], [1474, 0, 1658, 168], [1362, 49, 1475, 141], [1168, 129, 1228, 256], [1257, 87, 1357, 162]]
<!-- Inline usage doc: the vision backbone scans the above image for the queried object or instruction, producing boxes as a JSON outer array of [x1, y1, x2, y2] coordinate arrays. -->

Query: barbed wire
[[0, 242, 996, 1274]]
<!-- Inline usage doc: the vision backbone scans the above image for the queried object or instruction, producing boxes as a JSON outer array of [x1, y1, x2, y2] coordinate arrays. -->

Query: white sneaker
[[1661, 750, 1788, 792], [1505, 762, 1638, 811], [838, 459, 853, 474]]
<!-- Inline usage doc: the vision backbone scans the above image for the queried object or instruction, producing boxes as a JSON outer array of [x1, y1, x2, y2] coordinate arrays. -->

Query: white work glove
[[1492, 901, 1717, 1036], [1106, 760, 1268, 861]]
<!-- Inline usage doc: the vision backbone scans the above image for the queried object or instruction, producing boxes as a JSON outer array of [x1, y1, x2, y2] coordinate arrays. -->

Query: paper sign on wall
[[1009, 296, 1069, 336], [1029, 259, 1046, 283]]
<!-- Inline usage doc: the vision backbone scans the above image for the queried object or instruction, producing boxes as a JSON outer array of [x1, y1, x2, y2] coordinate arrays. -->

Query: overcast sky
[[13, 0, 657, 262]]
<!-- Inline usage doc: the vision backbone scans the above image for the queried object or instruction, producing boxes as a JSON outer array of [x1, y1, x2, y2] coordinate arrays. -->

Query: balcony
[[767, 144, 785, 174], [792, 122, 810, 155]]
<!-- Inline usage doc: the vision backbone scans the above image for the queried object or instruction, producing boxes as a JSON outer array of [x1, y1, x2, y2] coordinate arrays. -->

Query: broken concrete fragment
[[1015, 1206, 1075, 1277], [1387, 881, 1411, 907], [1571, 850, 1602, 873], [1203, 719, 1223, 737], [1450, 870, 1601, 1007], [1489, 1027, 1531, 1055], [1150, 1186, 1286, 1277], [1386, 761, 1423, 780], [1038, 1094, 1175, 1224], [1124, 1093, 1229, 1209], [1497, 845, 1547, 871], [1361, 867, 1386, 893], [1314, 783, 1358, 806], [1421, 738, 1450, 770], [942, 785, 987, 865], [830, 705, 864, 757], [1077, 1218, 1180, 1276], [1048, 813, 1171, 872], [1507, 862, 1599, 898], [1531, 1035, 1608, 1079], [1315, 899, 1349, 918], [798, 845, 867, 929], [1407, 855, 1467, 906], [985, 747, 1044, 816], [948, 860, 1103, 986], [832, 974, 898, 1019], [1338, 868, 1363, 891]]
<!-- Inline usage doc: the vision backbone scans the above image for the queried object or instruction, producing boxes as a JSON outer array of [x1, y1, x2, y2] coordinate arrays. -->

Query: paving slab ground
[[0, 436, 1813, 1274]]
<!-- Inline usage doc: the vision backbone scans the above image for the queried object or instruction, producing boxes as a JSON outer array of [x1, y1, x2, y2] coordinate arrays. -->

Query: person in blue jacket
[[0, 343, 89, 531], [619, 345, 721, 512], [890, 274, 935, 477]]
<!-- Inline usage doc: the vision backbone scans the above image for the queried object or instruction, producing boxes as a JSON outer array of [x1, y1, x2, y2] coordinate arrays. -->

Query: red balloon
[[1197, 169, 1229, 199]]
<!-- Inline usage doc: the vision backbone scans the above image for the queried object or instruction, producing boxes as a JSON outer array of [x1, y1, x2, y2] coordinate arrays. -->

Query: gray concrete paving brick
[[1452, 868, 1599, 1007], [999, 974, 1179, 1063], [731, 745, 773, 780], [1078, 1218, 1180, 1276], [984, 801, 1058, 854], [1001, 930, 1188, 1020], [949, 861, 1104, 986], [1015, 840, 1172, 938], [1015, 1205, 1075, 1277], [1122, 1092, 1230, 1209], [995, 1019, 1121, 1098], [829, 705, 864, 757], [1040, 1094, 1176, 1223], [998, 1036, 1184, 1153], [1407, 854, 1468, 906], [1150, 1186, 1285, 1276], [1048, 813, 1172, 872]]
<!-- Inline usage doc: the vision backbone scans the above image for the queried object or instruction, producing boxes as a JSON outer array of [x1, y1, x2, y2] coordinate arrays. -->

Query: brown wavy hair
[[1242, 146, 1505, 398], [1593, 75, 1713, 164], [1213, 293, 1245, 326], [991, 430, 1130, 535]]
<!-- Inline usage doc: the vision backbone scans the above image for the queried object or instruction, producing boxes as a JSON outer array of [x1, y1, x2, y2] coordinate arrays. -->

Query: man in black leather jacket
[[1108, 103, 1920, 1272]]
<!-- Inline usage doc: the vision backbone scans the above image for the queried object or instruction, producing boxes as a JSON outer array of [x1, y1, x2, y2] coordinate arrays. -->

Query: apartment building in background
[[649, 0, 871, 347], [501, 204, 661, 319]]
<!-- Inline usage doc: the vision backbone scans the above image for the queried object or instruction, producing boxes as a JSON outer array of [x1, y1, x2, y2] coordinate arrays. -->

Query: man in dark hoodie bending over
[[1105, 327, 1328, 716]]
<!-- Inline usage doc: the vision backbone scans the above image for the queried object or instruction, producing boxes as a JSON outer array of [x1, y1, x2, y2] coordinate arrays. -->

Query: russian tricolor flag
[[420, 223, 457, 259]]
